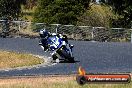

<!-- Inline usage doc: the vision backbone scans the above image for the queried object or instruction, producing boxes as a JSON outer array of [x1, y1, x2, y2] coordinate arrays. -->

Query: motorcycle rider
[[39, 28, 74, 62], [39, 29, 50, 51], [39, 29, 73, 52]]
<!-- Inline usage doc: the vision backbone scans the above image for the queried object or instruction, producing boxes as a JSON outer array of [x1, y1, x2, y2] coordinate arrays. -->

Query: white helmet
[[52, 33, 57, 36], [39, 29, 49, 38]]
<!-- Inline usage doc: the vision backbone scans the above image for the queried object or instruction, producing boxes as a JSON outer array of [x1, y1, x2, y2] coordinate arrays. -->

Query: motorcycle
[[43, 35, 74, 63]]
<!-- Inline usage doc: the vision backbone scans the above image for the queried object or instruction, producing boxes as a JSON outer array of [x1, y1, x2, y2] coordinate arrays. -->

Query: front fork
[[51, 44, 74, 61]]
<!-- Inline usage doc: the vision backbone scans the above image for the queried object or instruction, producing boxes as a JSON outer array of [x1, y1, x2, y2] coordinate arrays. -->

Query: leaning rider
[[39, 29, 50, 51], [39, 29, 73, 51]]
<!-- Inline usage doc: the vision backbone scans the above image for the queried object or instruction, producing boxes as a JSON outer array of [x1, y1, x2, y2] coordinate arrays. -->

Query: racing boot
[[52, 54, 58, 60], [69, 44, 74, 51]]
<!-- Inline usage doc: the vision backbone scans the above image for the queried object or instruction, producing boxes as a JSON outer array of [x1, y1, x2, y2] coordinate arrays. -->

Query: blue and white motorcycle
[[47, 34, 74, 63]]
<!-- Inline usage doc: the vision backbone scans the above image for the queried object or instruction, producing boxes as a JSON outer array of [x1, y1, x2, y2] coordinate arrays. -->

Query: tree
[[77, 4, 116, 28], [33, 0, 91, 25], [99, 0, 106, 3], [102, 0, 132, 28], [24, 0, 38, 9], [0, 0, 26, 19], [91, 0, 96, 3]]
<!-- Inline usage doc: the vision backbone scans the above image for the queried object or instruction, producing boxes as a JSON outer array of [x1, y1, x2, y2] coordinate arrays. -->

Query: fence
[[0, 21, 131, 42], [33, 23, 131, 42]]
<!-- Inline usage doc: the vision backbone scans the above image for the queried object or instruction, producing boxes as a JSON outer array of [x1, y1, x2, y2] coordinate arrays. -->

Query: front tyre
[[59, 49, 75, 62], [67, 57, 75, 63]]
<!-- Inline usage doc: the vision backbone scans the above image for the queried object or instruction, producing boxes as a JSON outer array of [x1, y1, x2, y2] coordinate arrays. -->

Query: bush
[[33, 0, 91, 25], [77, 4, 118, 28]]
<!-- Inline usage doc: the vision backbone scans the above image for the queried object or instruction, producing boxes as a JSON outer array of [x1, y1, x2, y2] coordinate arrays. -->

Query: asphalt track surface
[[0, 38, 132, 76]]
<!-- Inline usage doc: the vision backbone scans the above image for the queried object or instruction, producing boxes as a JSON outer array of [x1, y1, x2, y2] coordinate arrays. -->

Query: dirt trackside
[[0, 75, 131, 88], [0, 50, 44, 69]]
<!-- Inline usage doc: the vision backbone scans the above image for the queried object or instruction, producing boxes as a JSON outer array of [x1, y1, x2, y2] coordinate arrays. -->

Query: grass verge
[[0, 51, 44, 69], [0, 76, 131, 88]]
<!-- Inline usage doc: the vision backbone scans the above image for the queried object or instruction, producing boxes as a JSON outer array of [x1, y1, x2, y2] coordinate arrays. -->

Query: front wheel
[[57, 48, 75, 62], [67, 57, 75, 63]]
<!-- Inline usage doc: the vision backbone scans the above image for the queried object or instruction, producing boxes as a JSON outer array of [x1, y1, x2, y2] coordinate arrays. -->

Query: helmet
[[52, 33, 57, 36], [39, 29, 49, 38]]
